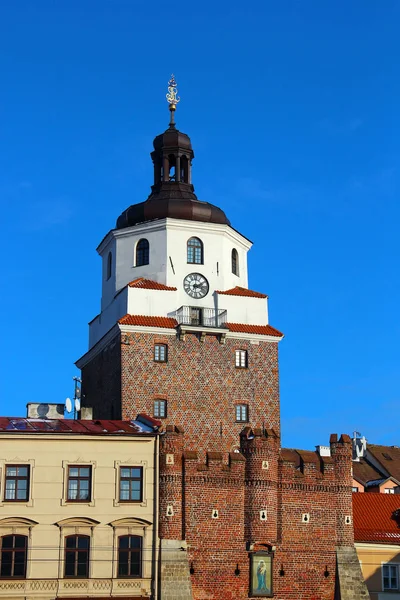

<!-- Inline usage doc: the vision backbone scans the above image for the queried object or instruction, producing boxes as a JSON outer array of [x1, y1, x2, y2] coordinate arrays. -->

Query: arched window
[[65, 535, 90, 578], [136, 239, 150, 267], [187, 237, 203, 264], [0, 534, 27, 578], [106, 251, 112, 280], [118, 535, 142, 578], [231, 248, 239, 276]]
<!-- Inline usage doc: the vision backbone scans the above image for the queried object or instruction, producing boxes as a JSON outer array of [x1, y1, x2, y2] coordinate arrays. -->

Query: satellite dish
[[65, 398, 72, 413], [75, 398, 81, 412]]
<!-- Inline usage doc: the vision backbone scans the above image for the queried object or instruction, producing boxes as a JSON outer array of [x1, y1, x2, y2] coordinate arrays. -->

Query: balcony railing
[[175, 306, 227, 328]]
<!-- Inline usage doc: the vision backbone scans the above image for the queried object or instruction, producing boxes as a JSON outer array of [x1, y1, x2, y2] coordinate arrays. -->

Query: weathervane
[[166, 74, 180, 127]]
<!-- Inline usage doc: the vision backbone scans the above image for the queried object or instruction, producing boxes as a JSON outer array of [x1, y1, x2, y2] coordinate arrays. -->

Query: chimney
[[79, 407, 93, 420], [316, 445, 331, 457], [26, 403, 65, 419]]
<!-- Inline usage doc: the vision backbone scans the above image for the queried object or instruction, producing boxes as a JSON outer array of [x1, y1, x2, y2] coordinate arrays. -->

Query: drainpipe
[[151, 433, 160, 600]]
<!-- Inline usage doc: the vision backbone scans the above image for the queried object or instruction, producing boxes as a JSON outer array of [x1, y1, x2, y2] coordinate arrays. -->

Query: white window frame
[[382, 563, 399, 591], [154, 344, 167, 363], [154, 399, 167, 419], [235, 349, 248, 368], [235, 404, 249, 423]]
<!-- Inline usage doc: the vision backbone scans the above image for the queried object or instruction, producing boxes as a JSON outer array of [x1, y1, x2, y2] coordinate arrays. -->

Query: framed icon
[[250, 552, 273, 597]]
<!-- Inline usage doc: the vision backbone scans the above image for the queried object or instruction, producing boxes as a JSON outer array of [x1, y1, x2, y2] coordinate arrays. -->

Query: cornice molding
[[97, 217, 252, 255]]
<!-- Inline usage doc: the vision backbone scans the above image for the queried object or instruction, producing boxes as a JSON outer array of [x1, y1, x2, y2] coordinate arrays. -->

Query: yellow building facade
[[354, 493, 400, 600], [0, 415, 159, 600]]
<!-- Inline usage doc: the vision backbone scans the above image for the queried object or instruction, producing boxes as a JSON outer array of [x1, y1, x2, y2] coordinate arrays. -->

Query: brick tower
[[76, 78, 368, 600], [76, 75, 283, 451]]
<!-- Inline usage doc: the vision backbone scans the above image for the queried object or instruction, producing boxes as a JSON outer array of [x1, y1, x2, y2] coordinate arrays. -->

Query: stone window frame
[[61, 460, 96, 507], [113, 460, 148, 508], [0, 517, 38, 580], [55, 517, 100, 580], [0, 460, 35, 508], [109, 517, 152, 581]]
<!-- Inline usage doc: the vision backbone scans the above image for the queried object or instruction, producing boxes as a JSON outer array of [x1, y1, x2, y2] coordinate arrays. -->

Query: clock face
[[183, 273, 209, 299]]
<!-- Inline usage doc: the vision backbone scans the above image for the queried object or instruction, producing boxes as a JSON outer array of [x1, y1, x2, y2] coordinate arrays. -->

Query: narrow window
[[4, 465, 30, 502], [187, 237, 203, 264], [119, 467, 143, 502], [136, 239, 150, 267], [235, 349, 248, 368], [0, 535, 27, 578], [235, 404, 249, 423], [106, 251, 112, 280], [67, 466, 92, 502], [154, 344, 168, 363], [65, 535, 90, 578], [154, 399, 167, 419], [181, 156, 189, 183], [118, 535, 142, 578], [383, 564, 399, 590], [351, 486, 359, 493], [231, 248, 239, 276]]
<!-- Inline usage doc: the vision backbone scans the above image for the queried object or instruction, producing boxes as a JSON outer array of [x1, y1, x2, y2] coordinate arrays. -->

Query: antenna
[[72, 376, 82, 419], [65, 397, 72, 413]]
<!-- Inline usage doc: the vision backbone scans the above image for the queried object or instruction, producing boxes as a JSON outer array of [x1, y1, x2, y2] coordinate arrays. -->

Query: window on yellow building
[[118, 535, 142, 577], [0, 535, 27, 578]]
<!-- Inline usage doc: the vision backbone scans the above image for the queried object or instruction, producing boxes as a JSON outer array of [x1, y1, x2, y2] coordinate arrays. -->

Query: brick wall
[[120, 331, 280, 455], [159, 427, 355, 600], [81, 328, 359, 599], [81, 334, 122, 419]]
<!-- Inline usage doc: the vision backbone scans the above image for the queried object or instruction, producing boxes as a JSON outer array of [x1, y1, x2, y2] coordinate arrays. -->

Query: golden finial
[[166, 74, 180, 127]]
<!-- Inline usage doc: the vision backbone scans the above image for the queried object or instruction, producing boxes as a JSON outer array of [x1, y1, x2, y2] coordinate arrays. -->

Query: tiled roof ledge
[[207, 452, 223, 463], [165, 424, 184, 434], [183, 451, 198, 460], [229, 451, 246, 462]]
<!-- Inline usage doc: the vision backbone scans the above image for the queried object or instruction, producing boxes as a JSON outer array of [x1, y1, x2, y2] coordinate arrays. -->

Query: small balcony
[[175, 306, 228, 342]]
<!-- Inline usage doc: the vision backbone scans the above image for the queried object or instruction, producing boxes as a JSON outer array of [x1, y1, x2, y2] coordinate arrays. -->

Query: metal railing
[[175, 306, 227, 328]]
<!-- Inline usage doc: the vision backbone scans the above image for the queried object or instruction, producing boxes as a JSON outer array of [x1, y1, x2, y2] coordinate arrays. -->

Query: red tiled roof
[[0, 418, 160, 435], [226, 322, 284, 337], [216, 286, 267, 298], [119, 314, 178, 328], [128, 278, 177, 291], [353, 493, 400, 544]]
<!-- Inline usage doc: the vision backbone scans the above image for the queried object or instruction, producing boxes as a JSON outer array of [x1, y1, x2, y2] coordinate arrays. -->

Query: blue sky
[[1, 1, 398, 449]]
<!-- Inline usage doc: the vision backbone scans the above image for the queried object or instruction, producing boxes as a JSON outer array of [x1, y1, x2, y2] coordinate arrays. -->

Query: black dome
[[116, 123, 231, 230]]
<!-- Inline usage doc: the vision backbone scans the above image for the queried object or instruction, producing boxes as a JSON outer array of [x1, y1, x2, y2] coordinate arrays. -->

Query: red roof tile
[[353, 493, 400, 544], [119, 314, 178, 328], [128, 277, 177, 291], [0, 418, 159, 435], [216, 286, 267, 298], [226, 322, 284, 337]]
